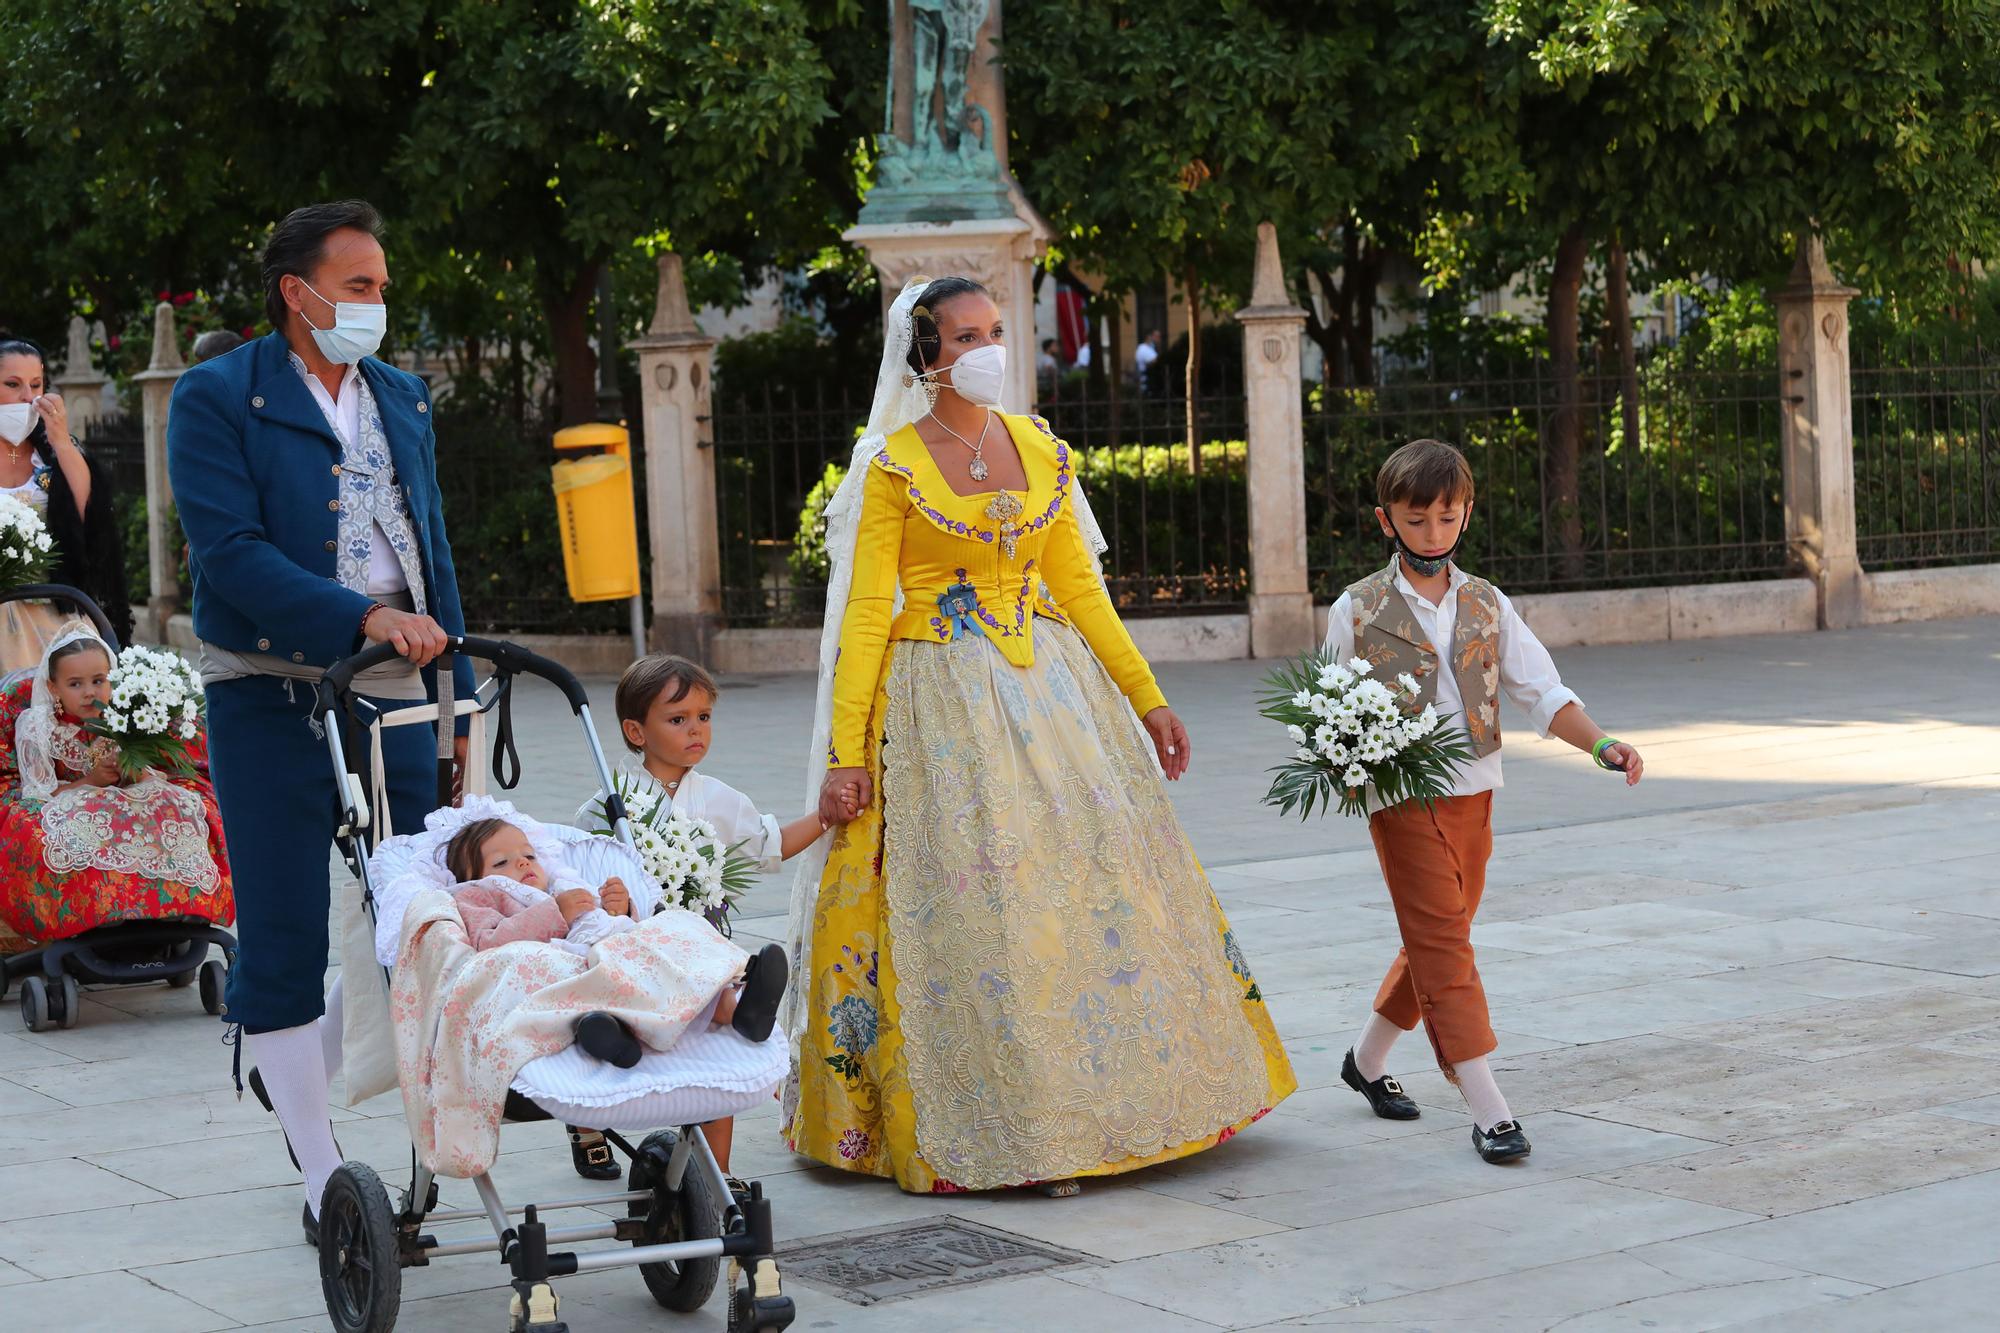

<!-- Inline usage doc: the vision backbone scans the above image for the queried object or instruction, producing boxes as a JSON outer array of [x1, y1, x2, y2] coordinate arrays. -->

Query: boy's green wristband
[[1592, 737, 1622, 770]]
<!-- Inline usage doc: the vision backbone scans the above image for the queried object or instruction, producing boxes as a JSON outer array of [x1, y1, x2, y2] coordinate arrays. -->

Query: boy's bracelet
[[1592, 737, 1625, 770]]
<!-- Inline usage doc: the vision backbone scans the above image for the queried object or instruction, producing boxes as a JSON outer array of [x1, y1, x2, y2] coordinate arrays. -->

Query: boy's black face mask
[[1384, 505, 1470, 577]]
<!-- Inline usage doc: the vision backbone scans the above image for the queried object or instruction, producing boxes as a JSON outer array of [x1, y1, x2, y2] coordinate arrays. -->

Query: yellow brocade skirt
[[785, 620, 1295, 1193]]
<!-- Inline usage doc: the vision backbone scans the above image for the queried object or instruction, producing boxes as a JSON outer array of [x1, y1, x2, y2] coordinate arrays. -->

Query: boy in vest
[[1324, 439, 1644, 1163]]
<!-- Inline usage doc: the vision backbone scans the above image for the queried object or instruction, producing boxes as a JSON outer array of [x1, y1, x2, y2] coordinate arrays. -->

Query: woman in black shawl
[[0, 336, 134, 666]]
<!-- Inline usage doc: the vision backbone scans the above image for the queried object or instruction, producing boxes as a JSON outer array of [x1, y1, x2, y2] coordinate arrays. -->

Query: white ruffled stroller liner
[[368, 798, 784, 1128]]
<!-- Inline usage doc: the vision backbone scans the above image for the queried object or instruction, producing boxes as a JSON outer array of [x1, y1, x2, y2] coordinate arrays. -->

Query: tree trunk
[[541, 258, 606, 428], [1301, 266, 1347, 387], [1348, 235, 1382, 387], [509, 334, 527, 432], [1107, 304, 1125, 444], [1545, 224, 1590, 582], [1606, 239, 1641, 455], [1183, 263, 1203, 475]]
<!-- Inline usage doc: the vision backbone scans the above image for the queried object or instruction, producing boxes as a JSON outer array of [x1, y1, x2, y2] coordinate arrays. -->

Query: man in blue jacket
[[169, 199, 473, 1244]]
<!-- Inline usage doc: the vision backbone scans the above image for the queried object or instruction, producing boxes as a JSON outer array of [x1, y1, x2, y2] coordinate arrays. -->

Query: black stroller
[[313, 635, 796, 1333], [0, 583, 236, 1032]]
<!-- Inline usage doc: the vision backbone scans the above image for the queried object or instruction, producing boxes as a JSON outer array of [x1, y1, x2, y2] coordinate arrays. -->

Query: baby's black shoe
[[730, 944, 789, 1044], [574, 1010, 643, 1068]]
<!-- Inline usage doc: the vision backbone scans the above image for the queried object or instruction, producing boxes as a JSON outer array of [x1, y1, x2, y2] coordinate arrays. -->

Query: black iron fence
[[80, 413, 151, 608], [1851, 339, 2000, 570], [1305, 347, 1787, 599], [712, 355, 1252, 627]]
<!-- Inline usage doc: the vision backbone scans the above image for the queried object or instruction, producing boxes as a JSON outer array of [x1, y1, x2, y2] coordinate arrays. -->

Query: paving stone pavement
[[1, 615, 1996, 1331]]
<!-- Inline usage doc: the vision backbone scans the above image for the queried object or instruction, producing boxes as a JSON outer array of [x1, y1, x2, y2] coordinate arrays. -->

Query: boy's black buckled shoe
[[1341, 1048, 1421, 1120], [1472, 1119, 1532, 1163], [569, 1126, 622, 1181], [302, 1202, 319, 1248]]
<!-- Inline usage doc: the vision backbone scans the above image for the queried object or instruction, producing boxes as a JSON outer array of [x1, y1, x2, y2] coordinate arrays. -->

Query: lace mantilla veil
[[778, 278, 1111, 1123], [15, 620, 111, 801]]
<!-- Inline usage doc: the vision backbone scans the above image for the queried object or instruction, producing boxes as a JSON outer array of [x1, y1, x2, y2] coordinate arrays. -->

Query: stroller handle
[[322, 635, 592, 715], [0, 583, 121, 651]]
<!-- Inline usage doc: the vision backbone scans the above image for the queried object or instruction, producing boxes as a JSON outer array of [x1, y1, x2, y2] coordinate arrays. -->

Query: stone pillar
[[131, 302, 186, 642], [1776, 234, 1862, 630], [1235, 223, 1316, 657], [844, 217, 1050, 412], [628, 254, 721, 658], [54, 316, 112, 434]]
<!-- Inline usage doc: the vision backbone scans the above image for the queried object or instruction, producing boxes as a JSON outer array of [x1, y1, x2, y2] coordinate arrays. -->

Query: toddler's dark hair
[[614, 655, 719, 753], [1376, 438, 1477, 511], [47, 635, 110, 677], [445, 818, 512, 884]]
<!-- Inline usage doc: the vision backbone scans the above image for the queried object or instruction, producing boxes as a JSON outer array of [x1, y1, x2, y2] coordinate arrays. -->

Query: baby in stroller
[[378, 798, 794, 1181], [440, 814, 787, 1064]]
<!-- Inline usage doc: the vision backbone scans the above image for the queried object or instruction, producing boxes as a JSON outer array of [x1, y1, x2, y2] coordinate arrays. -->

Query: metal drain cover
[[780, 1216, 1092, 1305]]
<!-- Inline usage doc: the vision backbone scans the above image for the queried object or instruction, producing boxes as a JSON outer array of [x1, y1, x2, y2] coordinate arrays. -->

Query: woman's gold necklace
[[929, 411, 992, 482]]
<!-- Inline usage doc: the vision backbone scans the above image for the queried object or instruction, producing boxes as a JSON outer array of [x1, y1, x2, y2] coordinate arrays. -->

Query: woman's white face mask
[[920, 343, 1006, 409], [0, 402, 38, 445]]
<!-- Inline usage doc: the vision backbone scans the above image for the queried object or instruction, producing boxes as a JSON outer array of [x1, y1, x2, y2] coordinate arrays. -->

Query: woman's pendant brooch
[[984, 492, 1025, 560]]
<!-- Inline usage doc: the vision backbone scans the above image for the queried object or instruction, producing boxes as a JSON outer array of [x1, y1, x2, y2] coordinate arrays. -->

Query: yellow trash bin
[[551, 423, 641, 603]]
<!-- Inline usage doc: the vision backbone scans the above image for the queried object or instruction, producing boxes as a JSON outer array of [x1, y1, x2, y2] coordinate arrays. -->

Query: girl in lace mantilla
[[0, 623, 231, 945]]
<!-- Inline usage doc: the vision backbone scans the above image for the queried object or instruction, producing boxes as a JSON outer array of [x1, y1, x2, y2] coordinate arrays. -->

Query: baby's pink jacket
[[453, 885, 569, 951]]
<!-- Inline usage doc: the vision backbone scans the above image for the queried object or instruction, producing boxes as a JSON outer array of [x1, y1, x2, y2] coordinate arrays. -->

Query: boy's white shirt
[[1322, 562, 1582, 802], [576, 764, 786, 873]]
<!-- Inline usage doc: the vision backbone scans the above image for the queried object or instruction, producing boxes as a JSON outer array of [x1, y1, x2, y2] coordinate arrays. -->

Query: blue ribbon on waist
[[936, 583, 983, 638]]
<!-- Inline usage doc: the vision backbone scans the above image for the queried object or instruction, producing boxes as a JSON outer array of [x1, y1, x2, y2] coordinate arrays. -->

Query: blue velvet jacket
[[167, 332, 473, 698]]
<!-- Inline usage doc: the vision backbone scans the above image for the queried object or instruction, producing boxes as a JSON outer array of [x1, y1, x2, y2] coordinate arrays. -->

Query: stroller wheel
[[19, 975, 51, 1033], [57, 974, 80, 1030], [627, 1129, 721, 1312], [198, 959, 227, 1016], [166, 943, 200, 988], [319, 1162, 403, 1333]]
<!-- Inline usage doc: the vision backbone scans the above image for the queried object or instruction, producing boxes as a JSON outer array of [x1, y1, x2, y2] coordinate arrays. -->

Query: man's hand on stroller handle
[[363, 603, 451, 668]]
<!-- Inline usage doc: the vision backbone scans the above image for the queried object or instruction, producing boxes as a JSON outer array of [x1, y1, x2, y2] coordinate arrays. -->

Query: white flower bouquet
[[1258, 653, 1471, 818], [0, 493, 55, 588], [587, 772, 756, 921], [86, 644, 205, 782]]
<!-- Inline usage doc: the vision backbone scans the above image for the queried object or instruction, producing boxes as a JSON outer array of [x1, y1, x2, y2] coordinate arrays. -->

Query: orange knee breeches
[[1368, 792, 1497, 1069]]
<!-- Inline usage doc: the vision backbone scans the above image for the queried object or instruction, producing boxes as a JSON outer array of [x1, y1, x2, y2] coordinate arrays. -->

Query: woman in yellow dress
[[781, 277, 1294, 1195]]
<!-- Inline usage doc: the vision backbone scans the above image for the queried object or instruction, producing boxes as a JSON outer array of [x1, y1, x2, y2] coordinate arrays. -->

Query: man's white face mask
[[296, 278, 388, 364]]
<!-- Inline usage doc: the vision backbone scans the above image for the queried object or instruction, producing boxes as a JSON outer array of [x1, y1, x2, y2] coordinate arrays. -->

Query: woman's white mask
[[0, 402, 38, 445], [918, 343, 1007, 409]]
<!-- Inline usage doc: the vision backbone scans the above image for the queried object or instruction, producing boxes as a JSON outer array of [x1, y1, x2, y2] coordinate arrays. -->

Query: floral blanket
[[391, 890, 746, 1177]]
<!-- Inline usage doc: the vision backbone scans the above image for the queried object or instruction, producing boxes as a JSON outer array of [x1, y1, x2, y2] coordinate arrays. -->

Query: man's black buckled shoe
[[1472, 1119, 1531, 1163], [1341, 1049, 1421, 1120]]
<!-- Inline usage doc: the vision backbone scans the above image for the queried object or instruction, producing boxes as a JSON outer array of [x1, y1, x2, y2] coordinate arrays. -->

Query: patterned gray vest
[[324, 370, 427, 615], [1343, 561, 1505, 758]]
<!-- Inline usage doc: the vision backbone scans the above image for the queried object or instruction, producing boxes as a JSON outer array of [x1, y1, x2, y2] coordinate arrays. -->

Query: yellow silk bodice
[[828, 413, 1167, 766]]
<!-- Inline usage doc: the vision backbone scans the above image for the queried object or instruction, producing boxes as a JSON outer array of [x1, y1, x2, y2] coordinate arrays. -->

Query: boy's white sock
[[246, 1024, 344, 1220], [318, 976, 345, 1080], [1451, 1054, 1515, 1132], [1353, 1012, 1404, 1082]]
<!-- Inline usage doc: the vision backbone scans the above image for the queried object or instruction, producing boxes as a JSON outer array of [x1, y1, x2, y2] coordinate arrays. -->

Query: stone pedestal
[[130, 303, 186, 643], [845, 214, 1050, 412], [53, 316, 113, 434], [1776, 235, 1862, 630], [1235, 224, 1317, 657], [628, 254, 721, 659]]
